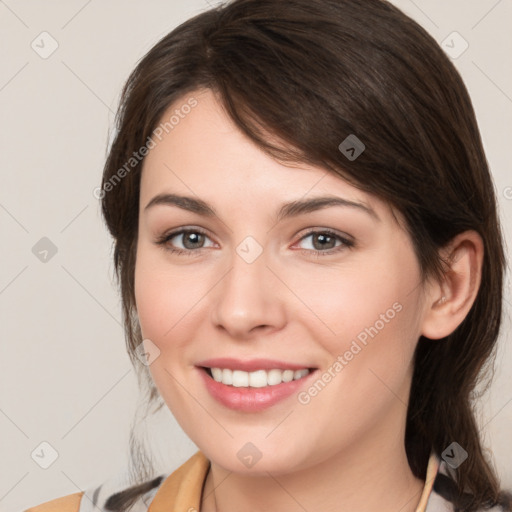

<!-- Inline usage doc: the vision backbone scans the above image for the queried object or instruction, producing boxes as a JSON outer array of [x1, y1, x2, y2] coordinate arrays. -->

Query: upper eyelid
[[161, 227, 215, 244], [292, 229, 354, 251]]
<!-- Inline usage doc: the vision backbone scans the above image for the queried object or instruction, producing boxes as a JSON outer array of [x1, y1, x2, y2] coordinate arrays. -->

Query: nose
[[210, 247, 287, 340]]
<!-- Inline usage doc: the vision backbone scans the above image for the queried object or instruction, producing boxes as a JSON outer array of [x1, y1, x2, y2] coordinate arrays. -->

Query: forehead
[[140, 89, 398, 225]]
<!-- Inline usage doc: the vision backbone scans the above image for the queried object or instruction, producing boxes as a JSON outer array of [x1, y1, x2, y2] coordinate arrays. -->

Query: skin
[[134, 88, 483, 512]]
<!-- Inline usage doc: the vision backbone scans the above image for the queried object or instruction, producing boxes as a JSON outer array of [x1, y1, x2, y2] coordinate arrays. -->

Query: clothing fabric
[[24, 450, 507, 512]]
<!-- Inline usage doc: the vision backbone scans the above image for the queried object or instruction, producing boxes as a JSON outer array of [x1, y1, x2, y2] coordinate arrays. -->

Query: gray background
[[0, 1, 511, 510]]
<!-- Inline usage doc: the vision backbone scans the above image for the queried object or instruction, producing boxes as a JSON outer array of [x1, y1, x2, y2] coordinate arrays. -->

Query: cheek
[[298, 295, 420, 445], [134, 261, 169, 341], [288, 259, 408, 344], [294, 245, 422, 380], [133, 248, 197, 412], [349, 268, 421, 387], [134, 245, 205, 341]]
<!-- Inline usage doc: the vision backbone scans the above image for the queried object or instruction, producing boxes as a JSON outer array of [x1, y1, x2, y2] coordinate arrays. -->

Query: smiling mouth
[[201, 367, 314, 388]]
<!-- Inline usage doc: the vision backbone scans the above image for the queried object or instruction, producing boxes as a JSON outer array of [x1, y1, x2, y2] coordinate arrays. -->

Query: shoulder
[[24, 452, 208, 512], [91, 451, 209, 511], [427, 454, 512, 512], [23, 474, 167, 512], [82, 451, 208, 511], [23, 492, 84, 512]]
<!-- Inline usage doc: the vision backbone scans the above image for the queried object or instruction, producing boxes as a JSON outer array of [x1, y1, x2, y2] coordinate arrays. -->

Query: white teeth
[[267, 369, 283, 386], [232, 370, 249, 387], [222, 368, 233, 385], [248, 370, 267, 388], [294, 369, 309, 380], [208, 367, 311, 387], [282, 369, 294, 382], [211, 368, 223, 382]]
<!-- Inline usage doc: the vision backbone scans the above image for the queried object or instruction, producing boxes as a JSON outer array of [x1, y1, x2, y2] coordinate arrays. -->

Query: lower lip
[[198, 368, 315, 412]]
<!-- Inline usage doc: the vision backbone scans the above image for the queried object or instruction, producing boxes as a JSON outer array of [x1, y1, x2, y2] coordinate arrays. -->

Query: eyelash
[[154, 227, 355, 257]]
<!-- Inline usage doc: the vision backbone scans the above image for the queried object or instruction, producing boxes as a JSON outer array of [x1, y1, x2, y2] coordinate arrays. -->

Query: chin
[[199, 440, 313, 476]]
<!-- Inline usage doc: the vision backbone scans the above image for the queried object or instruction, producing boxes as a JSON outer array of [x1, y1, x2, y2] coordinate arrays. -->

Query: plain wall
[[0, 1, 510, 510]]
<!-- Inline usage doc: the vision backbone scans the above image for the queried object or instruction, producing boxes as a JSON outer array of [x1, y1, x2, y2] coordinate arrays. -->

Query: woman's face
[[135, 88, 432, 475]]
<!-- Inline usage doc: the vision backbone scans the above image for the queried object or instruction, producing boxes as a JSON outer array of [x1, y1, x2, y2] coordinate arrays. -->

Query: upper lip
[[196, 357, 315, 372]]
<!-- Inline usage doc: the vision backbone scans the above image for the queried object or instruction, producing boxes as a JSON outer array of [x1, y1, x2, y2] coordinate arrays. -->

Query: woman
[[25, 0, 511, 511]]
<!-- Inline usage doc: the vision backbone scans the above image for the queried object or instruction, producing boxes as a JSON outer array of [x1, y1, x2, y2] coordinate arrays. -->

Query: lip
[[195, 359, 317, 412], [196, 357, 311, 372]]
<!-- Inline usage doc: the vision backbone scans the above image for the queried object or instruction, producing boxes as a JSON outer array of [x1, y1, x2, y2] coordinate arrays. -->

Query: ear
[[420, 230, 484, 340]]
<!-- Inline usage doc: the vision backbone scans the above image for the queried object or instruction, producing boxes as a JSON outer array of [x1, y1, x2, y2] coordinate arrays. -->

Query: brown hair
[[100, 0, 510, 510]]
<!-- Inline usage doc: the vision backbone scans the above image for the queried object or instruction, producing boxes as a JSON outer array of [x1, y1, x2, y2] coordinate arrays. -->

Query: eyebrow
[[144, 193, 380, 222]]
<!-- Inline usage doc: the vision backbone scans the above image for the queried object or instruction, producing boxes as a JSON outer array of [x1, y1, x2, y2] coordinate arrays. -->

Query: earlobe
[[420, 230, 484, 340]]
